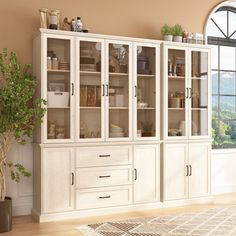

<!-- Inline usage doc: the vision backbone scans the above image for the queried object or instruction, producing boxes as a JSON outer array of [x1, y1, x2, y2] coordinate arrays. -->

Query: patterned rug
[[77, 206, 236, 236]]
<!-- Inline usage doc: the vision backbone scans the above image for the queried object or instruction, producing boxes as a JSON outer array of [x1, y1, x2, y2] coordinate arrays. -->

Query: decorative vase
[[0, 197, 12, 233], [173, 36, 183, 43], [163, 35, 173, 41]]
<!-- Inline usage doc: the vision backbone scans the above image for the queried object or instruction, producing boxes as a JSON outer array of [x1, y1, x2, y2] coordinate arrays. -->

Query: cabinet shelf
[[80, 71, 101, 76], [192, 107, 208, 110], [168, 76, 185, 80], [109, 72, 128, 77], [191, 76, 207, 80], [48, 69, 70, 73], [137, 74, 155, 78], [168, 108, 185, 110], [137, 107, 155, 110], [109, 107, 128, 109], [80, 106, 101, 109]]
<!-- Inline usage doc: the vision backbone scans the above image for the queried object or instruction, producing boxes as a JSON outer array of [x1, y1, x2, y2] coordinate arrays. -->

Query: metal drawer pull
[[71, 172, 74, 185], [189, 165, 192, 176], [71, 83, 74, 96], [186, 88, 189, 98], [99, 154, 111, 158], [102, 84, 105, 96], [186, 165, 189, 176], [99, 175, 111, 178], [99, 195, 111, 199], [134, 168, 138, 180]]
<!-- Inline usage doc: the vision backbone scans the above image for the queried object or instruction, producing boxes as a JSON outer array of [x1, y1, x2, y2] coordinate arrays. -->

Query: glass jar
[[52, 57, 59, 70], [49, 10, 60, 30], [47, 56, 52, 70]]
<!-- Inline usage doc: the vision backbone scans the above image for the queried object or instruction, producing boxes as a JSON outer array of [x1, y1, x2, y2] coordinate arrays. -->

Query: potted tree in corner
[[0, 49, 46, 233], [161, 24, 173, 41], [172, 24, 183, 42]]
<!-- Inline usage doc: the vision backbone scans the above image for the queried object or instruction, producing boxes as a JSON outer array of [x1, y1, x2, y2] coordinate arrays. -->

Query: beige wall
[[0, 0, 222, 64]]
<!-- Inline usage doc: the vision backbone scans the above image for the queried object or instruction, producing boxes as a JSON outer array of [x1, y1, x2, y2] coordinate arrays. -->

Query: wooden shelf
[[191, 76, 208, 80], [80, 71, 101, 76], [168, 108, 185, 110], [137, 107, 155, 110], [109, 72, 128, 77], [137, 74, 155, 78], [80, 106, 101, 109], [48, 69, 70, 73], [168, 76, 185, 80], [109, 107, 128, 110]]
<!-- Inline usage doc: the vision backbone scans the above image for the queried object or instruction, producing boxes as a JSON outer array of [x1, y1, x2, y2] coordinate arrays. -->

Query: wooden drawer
[[76, 146, 132, 167], [76, 186, 132, 210], [76, 166, 132, 189]]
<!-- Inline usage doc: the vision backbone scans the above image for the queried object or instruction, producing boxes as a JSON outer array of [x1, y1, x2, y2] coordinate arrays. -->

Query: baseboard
[[32, 202, 163, 222], [162, 196, 213, 208], [212, 185, 236, 195]]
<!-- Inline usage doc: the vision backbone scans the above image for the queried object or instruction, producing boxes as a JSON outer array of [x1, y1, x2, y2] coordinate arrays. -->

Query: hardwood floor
[[2, 193, 236, 236]]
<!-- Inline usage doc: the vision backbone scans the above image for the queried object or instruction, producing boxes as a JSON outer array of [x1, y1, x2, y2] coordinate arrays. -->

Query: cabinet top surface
[[36, 29, 211, 49]]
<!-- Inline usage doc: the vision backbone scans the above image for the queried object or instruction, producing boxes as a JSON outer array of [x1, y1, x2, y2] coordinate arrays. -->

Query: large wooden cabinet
[[33, 29, 161, 222]]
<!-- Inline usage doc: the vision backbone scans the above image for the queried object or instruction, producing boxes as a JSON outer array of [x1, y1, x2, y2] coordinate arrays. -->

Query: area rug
[[77, 206, 236, 236]]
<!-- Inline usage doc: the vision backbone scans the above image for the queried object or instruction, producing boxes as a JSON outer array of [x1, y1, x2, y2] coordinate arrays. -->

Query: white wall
[[211, 149, 236, 194], [6, 143, 236, 216]]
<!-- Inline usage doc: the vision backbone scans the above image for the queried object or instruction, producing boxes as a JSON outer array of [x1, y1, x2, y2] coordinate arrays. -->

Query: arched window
[[207, 4, 236, 148]]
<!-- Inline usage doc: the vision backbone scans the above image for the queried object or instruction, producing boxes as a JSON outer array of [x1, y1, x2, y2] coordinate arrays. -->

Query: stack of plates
[[109, 124, 125, 138], [59, 61, 70, 70]]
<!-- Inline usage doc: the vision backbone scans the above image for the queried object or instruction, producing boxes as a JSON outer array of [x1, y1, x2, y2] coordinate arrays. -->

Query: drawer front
[[76, 166, 132, 189], [76, 186, 132, 210], [76, 146, 132, 167]]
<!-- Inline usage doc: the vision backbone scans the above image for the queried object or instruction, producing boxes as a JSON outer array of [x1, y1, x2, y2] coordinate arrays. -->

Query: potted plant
[[172, 24, 183, 42], [161, 24, 173, 41], [0, 49, 46, 233], [141, 121, 153, 137]]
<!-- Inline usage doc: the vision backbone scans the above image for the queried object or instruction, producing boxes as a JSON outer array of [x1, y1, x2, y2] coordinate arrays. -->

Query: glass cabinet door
[[107, 41, 131, 139], [46, 36, 74, 142], [166, 48, 187, 138], [79, 40, 104, 141], [135, 45, 158, 139], [190, 50, 209, 137]]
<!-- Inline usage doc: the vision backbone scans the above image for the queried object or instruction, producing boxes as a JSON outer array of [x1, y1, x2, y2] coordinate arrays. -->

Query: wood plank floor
[[2, 193, 236, 236]]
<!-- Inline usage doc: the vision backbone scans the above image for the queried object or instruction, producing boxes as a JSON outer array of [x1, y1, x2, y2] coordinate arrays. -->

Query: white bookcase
[[33, 29, 161, 222]]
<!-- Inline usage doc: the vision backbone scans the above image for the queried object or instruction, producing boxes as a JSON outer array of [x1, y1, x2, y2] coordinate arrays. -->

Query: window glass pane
[[211, 11, 227, 36], [219, 95, 236, 119], [212, 95, 218, 119], [220, 46, 236, 70], [219, 71, 235, 95], [207, 20, 226, 38], [211, 46, 218, 69], [212, 71, 218, 94], [229, 11, 236, 38]]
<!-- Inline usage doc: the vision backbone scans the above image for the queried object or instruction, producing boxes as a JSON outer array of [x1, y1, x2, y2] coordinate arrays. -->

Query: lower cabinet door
[[188, 143, 210, 198], [164, 143, 188, 201], [42, 148, 75, 213], [133, 145, 160, 204]]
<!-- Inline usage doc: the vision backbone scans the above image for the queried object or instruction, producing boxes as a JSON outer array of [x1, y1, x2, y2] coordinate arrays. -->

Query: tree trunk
[[0, 132, 14, 201]]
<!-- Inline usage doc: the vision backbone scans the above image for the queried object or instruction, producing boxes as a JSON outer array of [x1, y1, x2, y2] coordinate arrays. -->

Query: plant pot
[[173, 36, 183, 42], [0, 197, 12, 233], [163, 35, 173, 41]]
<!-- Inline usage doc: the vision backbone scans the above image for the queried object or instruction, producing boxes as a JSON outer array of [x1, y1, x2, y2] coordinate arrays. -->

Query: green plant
[[172, 24, 183, 36], [141, 121, 153, 132], [161, 24, 173, 35], [0, 49, 46, 201]]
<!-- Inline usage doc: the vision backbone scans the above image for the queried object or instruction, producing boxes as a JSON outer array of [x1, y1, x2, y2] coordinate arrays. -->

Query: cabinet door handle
[[186, 88, 189, 98], [189, 88, 192, 99], [134, 85, 137, 97], [106, 84, 109, 96], [99, 195, 111, 199], [186, 165, 189, 176], [189, 165, 192, 176], [71, 172, 74, 185], [134, 168, 138, 180], [72, 83, 75, 96], [102, 84, 105, 96], [99, 154, 111, 158], [99, 175, 111, 178]]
